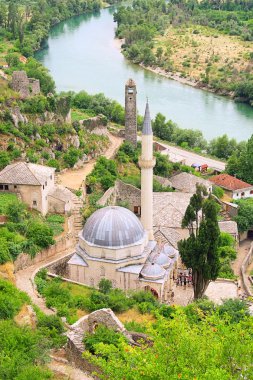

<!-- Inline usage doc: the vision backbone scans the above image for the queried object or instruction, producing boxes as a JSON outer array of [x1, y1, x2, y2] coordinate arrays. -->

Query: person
[[179, 272, 183, 286], [183, 275, 187, 289]]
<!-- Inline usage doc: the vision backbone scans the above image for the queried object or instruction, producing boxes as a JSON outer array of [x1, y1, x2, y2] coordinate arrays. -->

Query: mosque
[[67, 87, 178, 300]]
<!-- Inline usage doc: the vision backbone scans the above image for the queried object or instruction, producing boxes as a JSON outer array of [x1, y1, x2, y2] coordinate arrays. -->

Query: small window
[[33, 200, 37, 206], [241, 192, 245, 197], [250, 190, 253, 195], [43, 185, 44, 190], [0, 185, 3, 190], [45, 181, 47, 186], [4, 185, 8, 190], [14, 185, 17, 189], [50, 175, 52, 180]]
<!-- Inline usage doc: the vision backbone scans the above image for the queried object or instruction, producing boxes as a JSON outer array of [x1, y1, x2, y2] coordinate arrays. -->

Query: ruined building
[[125, 78, 137, 147], [10, 71, 40, 98]]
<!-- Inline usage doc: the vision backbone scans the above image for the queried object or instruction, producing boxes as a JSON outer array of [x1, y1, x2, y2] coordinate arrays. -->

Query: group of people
[[176, 270, 192, 288]]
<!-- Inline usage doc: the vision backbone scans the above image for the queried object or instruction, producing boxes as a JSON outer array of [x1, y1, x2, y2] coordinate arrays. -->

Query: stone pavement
[[205, 281, 238, 305], [15, 248, 75, 315]]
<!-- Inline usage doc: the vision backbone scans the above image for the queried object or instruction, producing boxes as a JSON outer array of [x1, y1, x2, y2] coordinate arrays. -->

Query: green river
[[36, 6, 253, 141]]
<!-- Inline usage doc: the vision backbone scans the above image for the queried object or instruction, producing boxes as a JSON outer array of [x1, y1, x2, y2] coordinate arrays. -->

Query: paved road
[[156, 141, 226, 172]]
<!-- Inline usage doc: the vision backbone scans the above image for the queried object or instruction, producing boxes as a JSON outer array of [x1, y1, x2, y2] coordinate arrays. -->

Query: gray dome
[[82, 206, 145, 248], [141, 262, 166, 280], [162, 244, 178, 258], [149, 251, 172, 268]]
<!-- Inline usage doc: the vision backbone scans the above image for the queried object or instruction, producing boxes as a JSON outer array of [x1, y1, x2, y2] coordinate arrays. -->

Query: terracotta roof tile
[[210, 174, 252, 191]]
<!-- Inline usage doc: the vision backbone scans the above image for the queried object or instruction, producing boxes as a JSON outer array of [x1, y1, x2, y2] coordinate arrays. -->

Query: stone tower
[[125, 78, 137, 147], [138, 101, 156, 240]]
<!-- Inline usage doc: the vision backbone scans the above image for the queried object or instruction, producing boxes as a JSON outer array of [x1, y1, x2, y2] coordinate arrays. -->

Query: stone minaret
[[125, 78, 137, 147], [138, 101, 156, 240]]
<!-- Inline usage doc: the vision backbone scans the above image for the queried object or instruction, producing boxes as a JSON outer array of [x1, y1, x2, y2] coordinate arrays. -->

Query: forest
[[0, 0, 102, 56]]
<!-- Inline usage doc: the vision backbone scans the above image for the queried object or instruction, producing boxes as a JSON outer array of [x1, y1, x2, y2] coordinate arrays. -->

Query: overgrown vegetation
[[0, 278, 66, 379], [0, 194, 65, 264], [234, 197, 253, 232], [226, 134, 253, 184], [83, 298, 252, 379]]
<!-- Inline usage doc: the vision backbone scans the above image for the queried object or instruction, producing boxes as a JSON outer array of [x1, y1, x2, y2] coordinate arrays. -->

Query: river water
[[36, 6, 253, 141]]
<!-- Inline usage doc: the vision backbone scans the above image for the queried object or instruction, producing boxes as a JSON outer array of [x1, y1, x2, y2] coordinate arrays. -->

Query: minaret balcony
[[138, 157, 156, 169]]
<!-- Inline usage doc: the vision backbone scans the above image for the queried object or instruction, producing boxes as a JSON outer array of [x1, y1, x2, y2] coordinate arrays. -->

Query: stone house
[[210, 173, 253, 200], [0, 162, 55, 215], [0, 162, 79, 216]]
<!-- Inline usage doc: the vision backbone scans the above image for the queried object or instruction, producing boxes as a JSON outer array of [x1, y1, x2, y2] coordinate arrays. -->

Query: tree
[[99, 278, 112, 294], [226, 135, 253, 185], [154, 152, 173, 177], [234, 198, 253, 233], [178, 186, 220, 299]]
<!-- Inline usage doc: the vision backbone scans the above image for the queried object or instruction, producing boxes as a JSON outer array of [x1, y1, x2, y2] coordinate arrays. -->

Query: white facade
[[232, 187, 253, 200]]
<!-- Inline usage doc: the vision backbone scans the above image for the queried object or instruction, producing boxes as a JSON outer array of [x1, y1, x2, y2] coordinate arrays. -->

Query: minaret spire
[[138, 101, 156, 240]]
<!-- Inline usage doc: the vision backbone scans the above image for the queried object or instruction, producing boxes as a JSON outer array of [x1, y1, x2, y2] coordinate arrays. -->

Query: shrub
[[83, 325, 126, 355], [0, 237, 12, 264], [0, 151, 10, 170], [99, 278, 112, 294], [26, 221, 54, 249], [212, 186, 224, 199]]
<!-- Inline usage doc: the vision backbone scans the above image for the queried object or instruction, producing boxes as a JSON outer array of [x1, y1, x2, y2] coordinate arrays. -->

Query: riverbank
[[115, 38, 233, 98]]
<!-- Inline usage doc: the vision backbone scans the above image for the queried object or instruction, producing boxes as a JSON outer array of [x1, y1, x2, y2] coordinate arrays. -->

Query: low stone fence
[[241, 242, 253, 297], [14, 233, 76, 272]]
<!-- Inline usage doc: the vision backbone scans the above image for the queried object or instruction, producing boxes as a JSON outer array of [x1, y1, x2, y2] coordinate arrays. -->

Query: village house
[[0, 162, 75, 216], [210, 173, 253, 200]]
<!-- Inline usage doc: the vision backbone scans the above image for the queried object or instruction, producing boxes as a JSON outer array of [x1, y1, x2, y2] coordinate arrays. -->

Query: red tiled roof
[[210, 173, 252, 191]]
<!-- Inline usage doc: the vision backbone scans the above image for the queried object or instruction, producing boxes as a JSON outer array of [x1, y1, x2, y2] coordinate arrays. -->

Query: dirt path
[[58, 133, 122, 190], [15, 248, 74, 315]]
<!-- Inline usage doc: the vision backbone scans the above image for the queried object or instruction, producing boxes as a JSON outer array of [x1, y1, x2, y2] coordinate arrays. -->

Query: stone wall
[[66, 308, 135, 376], [116, 180, 141, 212], [11, 71, 40, 98], [81, 115, 107, 131], [241, 242, 253, 296], [14, 216, 75, 271], [97, 180, 141, 212]]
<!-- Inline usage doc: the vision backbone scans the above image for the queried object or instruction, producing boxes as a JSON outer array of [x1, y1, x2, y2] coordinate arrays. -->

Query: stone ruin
[[10, 71, 40, 98], [66, 308, 152, 375]]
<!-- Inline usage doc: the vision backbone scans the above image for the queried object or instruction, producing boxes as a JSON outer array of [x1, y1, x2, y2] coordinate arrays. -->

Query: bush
[[0, 151, 10, 170], [212, 186, 224, 199], [99, 278, 112, 294], [0, 279, 29, 319], [26, 221, 54, 249], [218, 299, 249, 323], [0, 237, 12, 264], [83, 325, 126, 355]]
